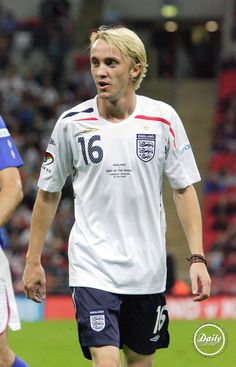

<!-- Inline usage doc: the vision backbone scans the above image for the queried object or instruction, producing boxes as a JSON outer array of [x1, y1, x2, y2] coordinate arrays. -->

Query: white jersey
[[38, 95, 200, 294]]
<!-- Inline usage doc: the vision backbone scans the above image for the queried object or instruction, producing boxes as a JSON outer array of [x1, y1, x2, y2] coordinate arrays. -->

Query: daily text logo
[[193, 323, 227, 357]]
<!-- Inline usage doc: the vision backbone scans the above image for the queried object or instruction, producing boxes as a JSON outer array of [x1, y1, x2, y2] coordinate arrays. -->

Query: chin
[[98, 92, 112, 100]]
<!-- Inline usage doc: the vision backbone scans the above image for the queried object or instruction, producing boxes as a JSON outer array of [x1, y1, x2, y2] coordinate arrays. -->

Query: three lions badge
[[136, 134, 156, 162], [90, 311, 105, 332]]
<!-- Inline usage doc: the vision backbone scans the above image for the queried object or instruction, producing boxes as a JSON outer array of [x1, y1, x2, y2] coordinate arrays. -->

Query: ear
[[130, 63, 142, 79]]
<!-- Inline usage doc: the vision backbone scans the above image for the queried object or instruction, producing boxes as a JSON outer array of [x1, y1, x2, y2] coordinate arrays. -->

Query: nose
[[96, 63, 108, 77]]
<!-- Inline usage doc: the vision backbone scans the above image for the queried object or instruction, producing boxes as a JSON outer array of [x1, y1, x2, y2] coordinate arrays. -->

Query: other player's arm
[[173, 184, 211, 301], [0, 167, 23, 226], [23, 188, 61, 303]]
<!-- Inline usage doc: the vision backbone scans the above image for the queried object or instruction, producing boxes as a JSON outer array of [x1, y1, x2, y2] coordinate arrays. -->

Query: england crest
[[90, 312, 105, 332], [136, 134, 156, 162]]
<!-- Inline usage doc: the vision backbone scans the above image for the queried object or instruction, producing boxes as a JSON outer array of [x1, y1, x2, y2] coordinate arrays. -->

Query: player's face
[[90, 39, 138, 101]]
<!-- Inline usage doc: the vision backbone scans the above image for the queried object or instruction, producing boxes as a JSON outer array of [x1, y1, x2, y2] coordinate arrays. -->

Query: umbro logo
[[49, 138, 56, 146], [77, 128, 100, 135], [150, 335, 160, 342]]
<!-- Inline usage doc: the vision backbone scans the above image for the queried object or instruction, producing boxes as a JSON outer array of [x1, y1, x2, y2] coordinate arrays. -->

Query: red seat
[[218, 69, 236, 99], [209, 153, 236, 172]]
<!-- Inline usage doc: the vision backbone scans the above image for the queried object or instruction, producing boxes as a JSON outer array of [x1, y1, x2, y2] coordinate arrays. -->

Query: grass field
[[9, 320, 235, 366]]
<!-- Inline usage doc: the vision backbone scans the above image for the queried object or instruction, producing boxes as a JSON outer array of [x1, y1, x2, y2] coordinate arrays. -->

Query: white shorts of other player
[[0, 247, 21, 333]]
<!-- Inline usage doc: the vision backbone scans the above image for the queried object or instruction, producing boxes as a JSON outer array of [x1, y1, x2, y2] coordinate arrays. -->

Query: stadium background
[[1, 0, 236, 365]]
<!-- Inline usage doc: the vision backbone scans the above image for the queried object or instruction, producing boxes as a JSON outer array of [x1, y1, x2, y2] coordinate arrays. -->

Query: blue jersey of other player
[[0, 115, 23, 248]]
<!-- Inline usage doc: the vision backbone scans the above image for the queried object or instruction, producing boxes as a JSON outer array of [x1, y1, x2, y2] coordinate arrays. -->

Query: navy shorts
[[71, 287, 170, 360]]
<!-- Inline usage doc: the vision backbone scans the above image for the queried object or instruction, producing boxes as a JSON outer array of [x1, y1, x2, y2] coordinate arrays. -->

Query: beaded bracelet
[[186, 254, 207, 266]]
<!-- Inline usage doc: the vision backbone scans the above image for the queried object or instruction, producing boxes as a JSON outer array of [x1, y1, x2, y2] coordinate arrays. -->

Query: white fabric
[[38, 95, 201, 294], [0, 247, 21, 332]]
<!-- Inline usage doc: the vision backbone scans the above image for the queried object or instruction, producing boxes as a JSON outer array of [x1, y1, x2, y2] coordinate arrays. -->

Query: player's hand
[[190, 262, 211, 302], [23, 262, 46, 303]]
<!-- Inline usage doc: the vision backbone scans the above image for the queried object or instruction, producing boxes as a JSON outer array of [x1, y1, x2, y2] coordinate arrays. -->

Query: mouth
[[98, 81, 110, 91]]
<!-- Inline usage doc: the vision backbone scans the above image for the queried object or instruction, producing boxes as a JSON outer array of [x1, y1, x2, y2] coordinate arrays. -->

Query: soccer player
[[23, 26, 211, 367], [0, 116, 30, 367]]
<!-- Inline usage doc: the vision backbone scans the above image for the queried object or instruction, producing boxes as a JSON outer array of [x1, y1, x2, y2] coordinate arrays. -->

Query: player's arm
[[173, 184, 211, 301], [0, 167, 23, 226], [23, 188, 61, 303]]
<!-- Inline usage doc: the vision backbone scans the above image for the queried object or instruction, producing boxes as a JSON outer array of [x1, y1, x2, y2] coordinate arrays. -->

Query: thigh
[[90, 345, 121, 367], [72, 287, 122, 360], [120, 293, 170, 356], [123, 345, 154, 367]]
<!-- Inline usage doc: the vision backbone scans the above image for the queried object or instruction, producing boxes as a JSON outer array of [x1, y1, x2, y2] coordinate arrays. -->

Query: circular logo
[[43, 152, 54, 165], [193, 323, 227, 357]]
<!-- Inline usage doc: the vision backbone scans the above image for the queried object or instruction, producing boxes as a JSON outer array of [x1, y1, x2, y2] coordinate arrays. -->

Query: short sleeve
[[38, 117, 73, 192], [164, 107, 201, 189], [0, 116, 23, 169]]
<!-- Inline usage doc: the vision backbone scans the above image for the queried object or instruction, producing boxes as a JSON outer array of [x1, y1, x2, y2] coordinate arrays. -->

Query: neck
[[97, 93, 136, 123]]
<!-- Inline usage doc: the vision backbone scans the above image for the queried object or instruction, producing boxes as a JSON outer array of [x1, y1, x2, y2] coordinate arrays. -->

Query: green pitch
[[9, 320, 235, 366]]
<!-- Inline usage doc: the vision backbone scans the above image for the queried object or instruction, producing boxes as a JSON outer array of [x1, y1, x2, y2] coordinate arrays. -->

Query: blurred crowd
[[204, 60, 236, 294], [0, 0, 96, 294]]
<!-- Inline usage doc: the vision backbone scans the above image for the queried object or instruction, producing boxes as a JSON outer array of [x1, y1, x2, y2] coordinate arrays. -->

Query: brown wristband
[[186, 254, 207, 266]]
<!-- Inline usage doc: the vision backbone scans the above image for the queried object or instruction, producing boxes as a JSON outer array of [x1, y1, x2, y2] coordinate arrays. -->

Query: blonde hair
[[90, 25, 148, 90]]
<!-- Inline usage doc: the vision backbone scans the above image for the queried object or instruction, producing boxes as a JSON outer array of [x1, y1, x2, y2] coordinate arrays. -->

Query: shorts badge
[[136, 134, 156, 162], [90, 312, 105, 332]]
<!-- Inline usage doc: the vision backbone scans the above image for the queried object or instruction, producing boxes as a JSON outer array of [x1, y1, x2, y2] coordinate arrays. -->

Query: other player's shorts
[[71, 287, 170, 360], [0, 247, 21, 334]]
